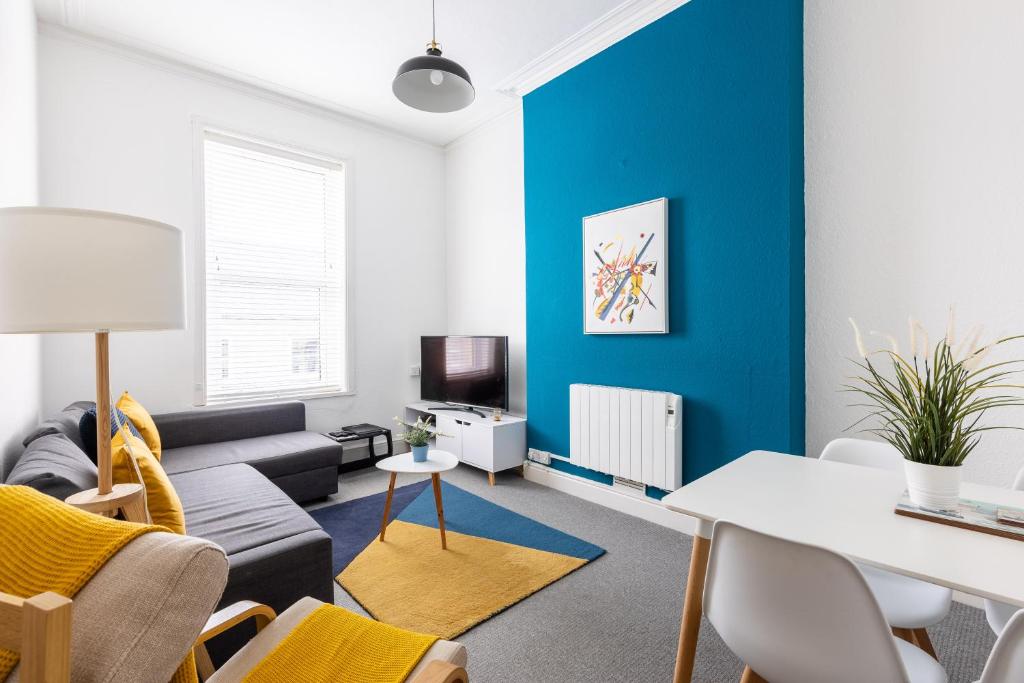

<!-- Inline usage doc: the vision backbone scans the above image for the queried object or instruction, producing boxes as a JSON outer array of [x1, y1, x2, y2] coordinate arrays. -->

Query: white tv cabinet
[[403, 402, 526, 486]]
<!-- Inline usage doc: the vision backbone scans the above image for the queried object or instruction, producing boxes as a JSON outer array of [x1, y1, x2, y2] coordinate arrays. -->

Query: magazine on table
[[895, 493, 1024, 541]]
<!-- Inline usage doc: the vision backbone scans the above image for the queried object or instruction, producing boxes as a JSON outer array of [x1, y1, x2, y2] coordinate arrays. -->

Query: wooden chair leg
[[913, 628, 938, 659], [672, 534, 711, 683], [893, 627, 915, 644], [740, 666, 768, 683]]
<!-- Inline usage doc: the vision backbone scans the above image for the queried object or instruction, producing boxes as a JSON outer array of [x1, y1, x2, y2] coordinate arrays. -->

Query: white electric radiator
[[569, 384, 683, 490]]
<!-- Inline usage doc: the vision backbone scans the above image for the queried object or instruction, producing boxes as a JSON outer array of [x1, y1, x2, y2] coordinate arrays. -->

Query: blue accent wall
[[524, 0, 804, 486]]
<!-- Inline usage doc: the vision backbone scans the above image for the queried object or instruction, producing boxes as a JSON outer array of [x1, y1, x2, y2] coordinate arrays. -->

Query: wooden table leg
[[431, 473, 447, 550], [740, 665, 768, 683], [487, 472, 495, 486], [673, 533, 711, 683], [379, 473, 397, 542]]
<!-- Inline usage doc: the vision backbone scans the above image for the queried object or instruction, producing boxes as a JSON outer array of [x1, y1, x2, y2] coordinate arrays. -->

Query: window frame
[[192, 120, 355, 406]]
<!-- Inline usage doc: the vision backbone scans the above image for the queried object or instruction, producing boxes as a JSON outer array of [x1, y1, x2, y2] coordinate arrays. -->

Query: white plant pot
[[904, 460, 962, 511]]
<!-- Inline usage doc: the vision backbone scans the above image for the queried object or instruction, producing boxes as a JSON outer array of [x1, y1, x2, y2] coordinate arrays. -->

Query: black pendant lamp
[[393, 0, 474, 113]]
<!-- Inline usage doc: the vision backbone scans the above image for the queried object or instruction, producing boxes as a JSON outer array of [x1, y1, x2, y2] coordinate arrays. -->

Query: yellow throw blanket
[[0, 486, 190, 681], [243, 604, 439, 683]]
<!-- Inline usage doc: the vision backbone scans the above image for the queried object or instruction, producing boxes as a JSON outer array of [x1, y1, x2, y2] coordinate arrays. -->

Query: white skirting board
[[522, 461, 984, 608], [523, 460, 695, 535]]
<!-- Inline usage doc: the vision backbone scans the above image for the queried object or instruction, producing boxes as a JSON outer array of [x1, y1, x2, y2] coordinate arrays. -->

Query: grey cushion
[[153, 401, 306, 450], [171, 463, 324, 555], [5, 433, 97, 499], [170, 463, 333, 665], [161, 431, 340, 480], [21, 401, 93, 450]]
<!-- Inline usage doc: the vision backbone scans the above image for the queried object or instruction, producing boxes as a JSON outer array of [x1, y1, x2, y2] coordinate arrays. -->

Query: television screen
[[420, 336, 509, 411]]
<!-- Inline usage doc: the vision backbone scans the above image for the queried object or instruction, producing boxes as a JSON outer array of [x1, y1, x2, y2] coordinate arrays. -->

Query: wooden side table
[[375, 450, 459, 549], [66, 483, 151, 524]]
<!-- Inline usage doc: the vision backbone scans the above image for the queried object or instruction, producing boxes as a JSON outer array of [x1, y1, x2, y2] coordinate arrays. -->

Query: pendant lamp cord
[[432, 0, 436, 43]]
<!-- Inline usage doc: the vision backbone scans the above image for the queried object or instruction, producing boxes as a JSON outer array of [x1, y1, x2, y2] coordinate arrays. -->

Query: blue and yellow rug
[[310, 480, 605, 639]]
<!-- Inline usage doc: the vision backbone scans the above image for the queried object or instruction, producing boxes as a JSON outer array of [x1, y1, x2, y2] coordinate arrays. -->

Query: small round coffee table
[[376, 450, 459, 549]]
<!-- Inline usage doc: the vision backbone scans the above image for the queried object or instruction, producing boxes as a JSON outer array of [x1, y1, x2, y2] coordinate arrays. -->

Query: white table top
[[376, 450, 459, 474], [662, 450, 1024, 608]]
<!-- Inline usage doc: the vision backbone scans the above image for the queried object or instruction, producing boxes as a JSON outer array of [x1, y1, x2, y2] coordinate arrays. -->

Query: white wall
[[806, 0, 1024, 485], [0, 0, 42, 478], [443, 108, 526, 415], [37, 29, 447, 435]]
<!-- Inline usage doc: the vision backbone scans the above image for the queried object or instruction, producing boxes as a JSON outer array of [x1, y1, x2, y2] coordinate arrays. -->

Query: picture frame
[[582, 198, 668, 334]]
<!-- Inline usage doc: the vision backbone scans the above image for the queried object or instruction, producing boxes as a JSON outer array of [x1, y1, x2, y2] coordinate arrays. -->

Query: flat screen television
[[420, 336, 509, 411]]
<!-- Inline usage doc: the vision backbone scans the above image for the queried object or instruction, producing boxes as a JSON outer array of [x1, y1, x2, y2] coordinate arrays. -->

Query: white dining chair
[[702, 520, 946, 683], [982, 466, 1024, 636], [976, 610, 1024, 683], [820, 438, 953, 655]]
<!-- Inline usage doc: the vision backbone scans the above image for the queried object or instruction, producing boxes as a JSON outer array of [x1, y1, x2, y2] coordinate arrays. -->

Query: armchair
[[1, 529, 467, 683], [194, 598, 468, 683]]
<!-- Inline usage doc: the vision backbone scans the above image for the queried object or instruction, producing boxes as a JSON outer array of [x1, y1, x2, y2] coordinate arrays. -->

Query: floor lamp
[[0, 207, 185, 519]]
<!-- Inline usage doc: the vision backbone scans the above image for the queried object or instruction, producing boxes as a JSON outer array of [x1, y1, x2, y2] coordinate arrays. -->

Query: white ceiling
[[32, 0, 680, 146]]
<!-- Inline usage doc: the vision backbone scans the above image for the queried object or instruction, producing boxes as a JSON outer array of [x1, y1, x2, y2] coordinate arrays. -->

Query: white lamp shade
[[0, 207, 186, 333]]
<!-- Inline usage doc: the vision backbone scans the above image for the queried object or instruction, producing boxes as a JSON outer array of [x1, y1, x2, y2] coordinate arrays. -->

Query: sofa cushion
[[116, 390, 163, 459], [171, 463, 324, 556], [161, 431, 340, 480], [21, 401, 93, 450], [5, 433, 97, 499], [79, 405, 142, 462], [113, 432, 185, 534], [154, 402, 306, 450]]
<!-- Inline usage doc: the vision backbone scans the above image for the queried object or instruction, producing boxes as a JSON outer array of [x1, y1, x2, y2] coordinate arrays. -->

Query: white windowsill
[[197, 389, 356, 407]]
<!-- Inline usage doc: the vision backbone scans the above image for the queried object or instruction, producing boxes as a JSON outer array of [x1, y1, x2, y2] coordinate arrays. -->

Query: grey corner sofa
[[4, 400, 342, 663]]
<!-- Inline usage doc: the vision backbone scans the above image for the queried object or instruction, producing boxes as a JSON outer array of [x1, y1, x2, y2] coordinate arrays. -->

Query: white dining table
[[661, 450, 1024, 683]]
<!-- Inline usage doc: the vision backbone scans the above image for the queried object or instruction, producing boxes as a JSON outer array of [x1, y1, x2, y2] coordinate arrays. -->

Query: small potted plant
[[394, 416, 439, 463], [846, 313, 1024, 510]]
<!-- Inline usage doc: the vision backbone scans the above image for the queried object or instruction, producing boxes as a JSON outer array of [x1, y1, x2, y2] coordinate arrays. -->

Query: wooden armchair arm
[[0, 591, 72, 683], [409, 660, 468, 683], [196, 600, 277, 645], [193, 601, 277, 681]]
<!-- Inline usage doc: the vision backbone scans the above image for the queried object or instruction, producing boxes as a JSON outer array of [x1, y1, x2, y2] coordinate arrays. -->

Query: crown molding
[[35, 22, 444, 150], [494, 0, 690, 98], [443, 102, 522, 153]]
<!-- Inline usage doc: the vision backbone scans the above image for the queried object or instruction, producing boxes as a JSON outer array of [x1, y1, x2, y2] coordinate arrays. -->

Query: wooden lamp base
[[65, 483, 150, 524]]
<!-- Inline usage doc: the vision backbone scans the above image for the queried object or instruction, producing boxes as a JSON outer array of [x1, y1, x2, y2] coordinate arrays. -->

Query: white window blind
[[201, 131, 346, 403]]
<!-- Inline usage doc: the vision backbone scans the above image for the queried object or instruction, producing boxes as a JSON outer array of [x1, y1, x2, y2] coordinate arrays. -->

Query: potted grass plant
[[394, 416, 440, 463], [845, 314, 1024, 510]]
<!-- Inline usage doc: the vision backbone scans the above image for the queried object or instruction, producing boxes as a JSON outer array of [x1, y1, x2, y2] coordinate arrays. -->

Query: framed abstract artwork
[[583, 198, 668, 334]]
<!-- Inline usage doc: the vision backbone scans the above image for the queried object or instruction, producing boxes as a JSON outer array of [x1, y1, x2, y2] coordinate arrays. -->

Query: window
[[199, 130, 346, 403]]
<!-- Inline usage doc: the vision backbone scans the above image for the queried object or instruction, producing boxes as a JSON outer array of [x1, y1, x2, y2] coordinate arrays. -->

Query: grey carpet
[[307, 466, 996, 683]]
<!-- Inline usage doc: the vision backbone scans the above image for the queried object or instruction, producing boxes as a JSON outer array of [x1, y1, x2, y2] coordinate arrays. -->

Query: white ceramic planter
[[904, 460, 962, 511]]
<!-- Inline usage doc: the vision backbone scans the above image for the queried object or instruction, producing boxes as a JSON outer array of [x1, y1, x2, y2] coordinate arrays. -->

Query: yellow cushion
[[112, 430, 186, 535], [117, 391, 162, 460]]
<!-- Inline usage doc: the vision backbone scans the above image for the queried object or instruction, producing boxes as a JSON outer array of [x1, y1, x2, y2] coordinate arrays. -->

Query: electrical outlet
[[410, 365, 420, 377], [527, 448, 551, 465]]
